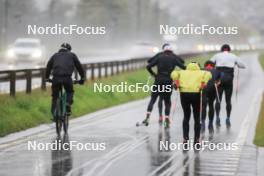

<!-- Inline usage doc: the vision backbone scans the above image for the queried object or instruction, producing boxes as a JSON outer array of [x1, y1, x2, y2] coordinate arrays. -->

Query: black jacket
[[46, 49, 85, 79], [205, 68, 221, 92], [146, 51, 185, 85]]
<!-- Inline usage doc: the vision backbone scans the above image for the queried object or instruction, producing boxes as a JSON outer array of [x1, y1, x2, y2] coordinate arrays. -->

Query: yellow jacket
[[171, 62, 212, 93]]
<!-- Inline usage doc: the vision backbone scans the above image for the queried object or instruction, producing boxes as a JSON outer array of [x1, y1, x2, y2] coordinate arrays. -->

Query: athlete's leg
[[191, 93, 201, 141], [225, 82, 233, 118], [51, 79, 61, 114], [215, 84, 223, 118], [208, 92, 216, 124], [146, 90, 159, 119], [63, 77, 74, 115], [158, 96, 163, 117], [180, 93, 191, 140], [208, 92, 216, 133], [63, 78, 74, 105], [201, 92, 207, 122], [163, 92, 172, 117], [201, 92, 207, 132]]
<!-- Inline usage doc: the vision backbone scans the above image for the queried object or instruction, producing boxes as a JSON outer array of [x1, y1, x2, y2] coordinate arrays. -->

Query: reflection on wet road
[[51, 135, 73, 176], [0, 52, 263, 176]]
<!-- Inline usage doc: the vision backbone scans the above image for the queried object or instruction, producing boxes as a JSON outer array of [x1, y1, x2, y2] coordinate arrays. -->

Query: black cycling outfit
[[46, 48, 85, 113]]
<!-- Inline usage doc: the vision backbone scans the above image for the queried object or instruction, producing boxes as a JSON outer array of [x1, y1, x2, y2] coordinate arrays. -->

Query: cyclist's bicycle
[[47, 79, 81, 136]]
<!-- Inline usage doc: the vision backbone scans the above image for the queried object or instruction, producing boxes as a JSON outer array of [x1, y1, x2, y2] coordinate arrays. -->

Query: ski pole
[[171, 89, 178, 118], [214, 83, 220, 103], [146, 76, 152, 85], [235, 67, 240, 101], [199, 90, 203, 120]]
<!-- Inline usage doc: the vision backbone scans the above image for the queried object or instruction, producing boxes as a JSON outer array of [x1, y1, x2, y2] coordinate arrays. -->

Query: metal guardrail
[[0, 52, 204, 96]]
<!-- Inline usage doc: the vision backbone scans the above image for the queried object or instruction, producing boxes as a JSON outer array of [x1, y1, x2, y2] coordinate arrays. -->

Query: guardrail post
[[104, 62, 108, 78], [128, 60, 132, 71], [116, 61, 119, 74], [91, 64, 95, 80], [26, 70, 32, 94], [9, 71, 16, 97], [83, 64, 87, 81], [136, 60, 139, 69], [110, 62, 114, 76], [41, 69, 46, 91], [132, 60, 135, 71], [98, 63, 102, 79], [122, 61, 125, 72]]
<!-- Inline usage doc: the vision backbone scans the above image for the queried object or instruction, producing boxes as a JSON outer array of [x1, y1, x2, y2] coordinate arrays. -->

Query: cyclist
[[147, 51, 185, 124], [171, 62, 211, 144], [45, 43, 85, 118], [142, 43, 185, 128], [201, 60, 222, 134], [210, 44, 246, 127]]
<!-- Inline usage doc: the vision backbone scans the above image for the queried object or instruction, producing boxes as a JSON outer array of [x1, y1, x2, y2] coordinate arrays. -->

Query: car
[[129, 41, 160, 58], [6, 38, 46, 65]]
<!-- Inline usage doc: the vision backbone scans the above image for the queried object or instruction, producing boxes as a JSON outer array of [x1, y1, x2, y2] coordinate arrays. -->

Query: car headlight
[[152, 47, 159, 53], [32, 49, 42, 58], [7, 49, 15, 58]]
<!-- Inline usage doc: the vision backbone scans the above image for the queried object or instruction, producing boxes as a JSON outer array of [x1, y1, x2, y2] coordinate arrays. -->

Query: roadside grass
[[0, 54, 212, 137], [258, 53, 264, 70], [254, 94, 264, 146], [254, 53, 264, 146], [0, 69, 150, 137]]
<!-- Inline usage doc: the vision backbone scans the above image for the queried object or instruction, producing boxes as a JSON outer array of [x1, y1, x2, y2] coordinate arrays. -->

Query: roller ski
[[164, 117, 170, 129], [226, 117, 231, 129], [159, 116, 163, 125], [136, 117, 149, 127], [216, 117, 221, 127]]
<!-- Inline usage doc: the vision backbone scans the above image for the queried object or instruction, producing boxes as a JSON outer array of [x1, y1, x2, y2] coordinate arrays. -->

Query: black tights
[[215, 81, 233, 118], [147, 91, 172, 117], [180, 93, 201, 140], [201, 91, 216, 124]]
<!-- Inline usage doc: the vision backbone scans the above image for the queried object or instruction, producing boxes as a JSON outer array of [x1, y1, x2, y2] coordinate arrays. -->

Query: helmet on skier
[[61, 43, 72, 51], [221, 44, 231, 52], [162, 43, 173, 51], [204, 60, 215, 69]]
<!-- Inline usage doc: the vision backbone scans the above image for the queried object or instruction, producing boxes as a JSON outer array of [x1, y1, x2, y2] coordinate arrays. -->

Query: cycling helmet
[[61, 43, 72, 51], [221, 44, 231, 52], [162, 43, 172, 51]]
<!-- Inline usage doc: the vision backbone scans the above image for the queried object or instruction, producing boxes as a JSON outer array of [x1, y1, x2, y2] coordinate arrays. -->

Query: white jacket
[[210, 51, 246, 69]]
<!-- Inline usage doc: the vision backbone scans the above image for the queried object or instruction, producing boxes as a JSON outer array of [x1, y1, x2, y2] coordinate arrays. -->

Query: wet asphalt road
[[0, 52, 263, 176]]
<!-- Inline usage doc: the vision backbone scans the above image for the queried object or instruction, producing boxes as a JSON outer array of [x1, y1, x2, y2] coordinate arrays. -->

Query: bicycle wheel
[[56, 118, 62, 136], [55, 99, 62, 136], [63, 114, 69, 134]]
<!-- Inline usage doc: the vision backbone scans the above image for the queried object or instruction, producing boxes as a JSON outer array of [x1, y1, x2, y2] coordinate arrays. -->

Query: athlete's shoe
[[164, 118, 170, 128], [159, 116, 163, 125], [226, 117, 231, 127], [142, 118, 149, 126], [201, 121, 205, 133], [66, 105, 72, 116], [194, 138, 201, 150], [182, 138, 190, 151], [216, 117, 221, 127], [208, 123, 214, 134]]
